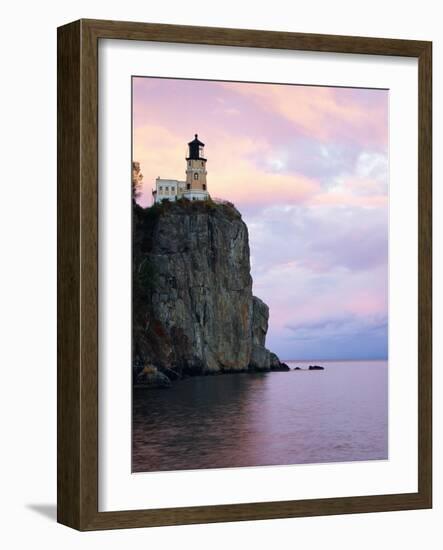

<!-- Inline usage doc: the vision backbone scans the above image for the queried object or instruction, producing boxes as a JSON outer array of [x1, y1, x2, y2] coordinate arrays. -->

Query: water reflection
[[132, 361, 388, 472]]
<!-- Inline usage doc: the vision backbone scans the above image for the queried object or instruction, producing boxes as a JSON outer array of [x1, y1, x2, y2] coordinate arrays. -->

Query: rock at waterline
[[292, 365, 325, 371], [135, 365, 171, 388], [269, 352, 290, 371]]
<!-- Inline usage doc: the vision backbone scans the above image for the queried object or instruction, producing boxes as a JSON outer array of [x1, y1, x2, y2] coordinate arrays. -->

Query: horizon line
[[282, 358, 388, 363]]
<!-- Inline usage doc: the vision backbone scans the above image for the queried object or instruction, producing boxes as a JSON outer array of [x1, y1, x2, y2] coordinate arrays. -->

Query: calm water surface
[[132, 360, 388, 472]]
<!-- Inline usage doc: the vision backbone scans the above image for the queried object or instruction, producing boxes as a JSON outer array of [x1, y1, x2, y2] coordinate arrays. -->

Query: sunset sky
[[133, 77, 389, 361]]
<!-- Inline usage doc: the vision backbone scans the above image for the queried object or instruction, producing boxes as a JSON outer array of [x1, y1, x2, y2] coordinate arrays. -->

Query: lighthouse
[[152, 134, 210, 203], [186, 134, 207, 194]]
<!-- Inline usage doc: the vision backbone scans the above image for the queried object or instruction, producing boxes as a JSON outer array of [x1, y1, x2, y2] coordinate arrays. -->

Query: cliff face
[[133, 200, 287, 383], [249, 296, 271, 371]]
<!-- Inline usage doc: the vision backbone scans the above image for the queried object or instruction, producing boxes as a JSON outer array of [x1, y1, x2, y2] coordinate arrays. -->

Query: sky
[[133, 77, 389, 361]]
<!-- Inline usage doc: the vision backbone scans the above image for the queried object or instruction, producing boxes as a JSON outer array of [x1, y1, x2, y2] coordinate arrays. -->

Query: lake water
[[132, 360, 388, 472]]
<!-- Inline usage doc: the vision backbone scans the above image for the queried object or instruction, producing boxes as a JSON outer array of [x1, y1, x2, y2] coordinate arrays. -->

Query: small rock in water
[[136, 365, 171, 388], [308, 365, 325, 370], [293, 367, 302, 370]]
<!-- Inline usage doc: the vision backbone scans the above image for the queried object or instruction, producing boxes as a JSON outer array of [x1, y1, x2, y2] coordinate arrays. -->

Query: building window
[[194, 173, 198, 180], [171, 187, 175, 193], [201, 161, 204, 166], [159, 186, 163, 191], [187, 183, 190, 190], [203, 184, 206, 191]]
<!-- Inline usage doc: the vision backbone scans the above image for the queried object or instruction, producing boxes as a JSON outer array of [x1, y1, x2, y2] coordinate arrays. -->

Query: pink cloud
[[221, 82, 388, 148], [311, 191, 388, 208]]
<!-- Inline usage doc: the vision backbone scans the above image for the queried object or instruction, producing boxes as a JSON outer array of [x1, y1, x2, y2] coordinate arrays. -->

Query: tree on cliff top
[[132, 161, 143, 201]]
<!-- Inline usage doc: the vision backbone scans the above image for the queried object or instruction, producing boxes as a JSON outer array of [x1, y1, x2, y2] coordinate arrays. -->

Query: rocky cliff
[[133, 199, 288, 385]]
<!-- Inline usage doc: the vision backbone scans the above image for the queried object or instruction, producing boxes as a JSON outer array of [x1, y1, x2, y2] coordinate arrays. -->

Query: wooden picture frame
[[57, 18, 432, 530]]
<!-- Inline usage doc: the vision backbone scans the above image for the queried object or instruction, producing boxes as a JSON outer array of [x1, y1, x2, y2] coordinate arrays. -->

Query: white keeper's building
[[152, 134, 210, 203]]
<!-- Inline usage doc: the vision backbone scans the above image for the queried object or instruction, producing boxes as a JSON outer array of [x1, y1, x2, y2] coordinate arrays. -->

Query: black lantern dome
[[186, 134, 206, 161]]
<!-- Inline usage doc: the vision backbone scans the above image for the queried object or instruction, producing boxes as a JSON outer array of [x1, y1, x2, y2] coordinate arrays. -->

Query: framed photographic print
[[57, 19, 432, 530]]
